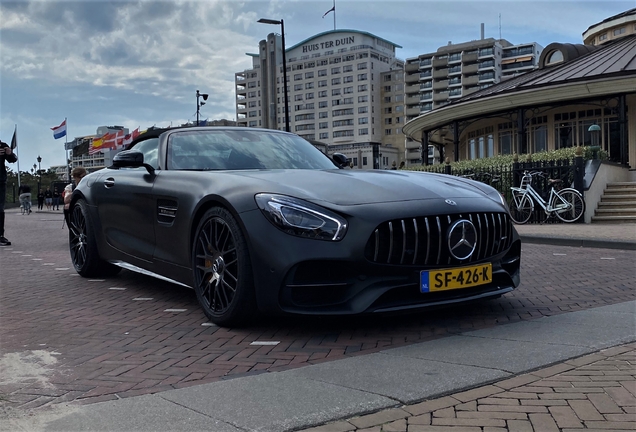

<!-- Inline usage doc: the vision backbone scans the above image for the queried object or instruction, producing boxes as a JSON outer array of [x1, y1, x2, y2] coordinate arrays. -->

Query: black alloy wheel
[[69, 199, 120, 277], [192, 207, 256, 327]]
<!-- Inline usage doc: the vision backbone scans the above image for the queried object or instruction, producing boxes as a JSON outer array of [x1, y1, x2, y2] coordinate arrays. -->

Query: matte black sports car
[[68, 126, 521, 326]]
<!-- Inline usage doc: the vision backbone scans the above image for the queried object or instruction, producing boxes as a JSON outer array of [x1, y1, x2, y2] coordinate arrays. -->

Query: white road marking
[[164, 309, 187, 312], [250, 341, 280, 346]]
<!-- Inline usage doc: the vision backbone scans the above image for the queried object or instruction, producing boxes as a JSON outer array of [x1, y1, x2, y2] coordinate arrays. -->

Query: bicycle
[[19, 194, 32, 215], [509, 171, 585, 224]]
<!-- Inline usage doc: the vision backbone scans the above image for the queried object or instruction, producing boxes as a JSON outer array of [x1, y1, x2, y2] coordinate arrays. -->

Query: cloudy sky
[[0, 0, 633, 170]]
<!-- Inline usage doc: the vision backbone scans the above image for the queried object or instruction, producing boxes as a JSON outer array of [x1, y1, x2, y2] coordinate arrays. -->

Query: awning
[[501, 55, 534, 65]]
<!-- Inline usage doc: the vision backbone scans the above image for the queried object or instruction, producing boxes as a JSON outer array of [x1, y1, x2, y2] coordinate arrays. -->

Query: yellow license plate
[[421, 263, 492, 292]]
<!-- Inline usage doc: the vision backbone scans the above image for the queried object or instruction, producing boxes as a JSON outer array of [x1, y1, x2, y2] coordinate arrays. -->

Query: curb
[[519, 234, 636, 250]]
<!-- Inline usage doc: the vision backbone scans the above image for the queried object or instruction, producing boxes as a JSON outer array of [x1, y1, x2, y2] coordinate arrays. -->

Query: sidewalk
[[33, 302, 636, 432], [2, 220, 635, 432], [515, 222, 636, 250]]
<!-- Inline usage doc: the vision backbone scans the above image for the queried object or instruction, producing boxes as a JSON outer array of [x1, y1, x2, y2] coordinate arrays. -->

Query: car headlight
[[255, 194, 347, 241]]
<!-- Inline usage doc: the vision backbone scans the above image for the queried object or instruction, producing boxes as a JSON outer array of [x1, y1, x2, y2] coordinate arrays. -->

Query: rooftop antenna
[[499, 13, 502, 40]]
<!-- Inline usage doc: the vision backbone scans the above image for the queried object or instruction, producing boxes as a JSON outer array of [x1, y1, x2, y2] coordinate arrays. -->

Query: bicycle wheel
[[509, 192, 533, 224], [553, 189, 585, 223]]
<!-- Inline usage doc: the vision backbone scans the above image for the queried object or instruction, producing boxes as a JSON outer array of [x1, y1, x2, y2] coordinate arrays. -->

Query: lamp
[[258, 18, 290, 133], [588, 123, 601, 159], [196, 90, 209, 126], [37, 155, 42, 193]]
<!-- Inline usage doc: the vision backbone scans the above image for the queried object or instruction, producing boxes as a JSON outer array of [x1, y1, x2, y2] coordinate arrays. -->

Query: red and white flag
[[122, 127, 140, 147]]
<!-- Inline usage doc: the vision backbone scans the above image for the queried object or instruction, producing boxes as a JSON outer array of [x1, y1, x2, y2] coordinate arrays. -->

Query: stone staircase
[[592, 182, 636, 223]]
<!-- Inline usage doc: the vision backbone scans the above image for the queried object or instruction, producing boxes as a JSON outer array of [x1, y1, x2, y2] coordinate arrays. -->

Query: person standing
[[52, 187, 61, 210], [37, 189, 45, 211], [44, 186, 52, 210], [63, 167, 87, 226], [0, 138, 18, 246]]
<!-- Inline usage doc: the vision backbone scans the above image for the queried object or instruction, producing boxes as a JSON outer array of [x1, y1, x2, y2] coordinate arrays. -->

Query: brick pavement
[[300, 344, 636, 432], [1, 209, 635, 416]]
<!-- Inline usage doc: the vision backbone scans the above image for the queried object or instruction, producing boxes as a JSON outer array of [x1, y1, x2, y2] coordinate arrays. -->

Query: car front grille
[[364, 212, 513, 267]]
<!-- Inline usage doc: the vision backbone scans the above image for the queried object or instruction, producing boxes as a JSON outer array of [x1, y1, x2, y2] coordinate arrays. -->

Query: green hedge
[[407, 146, 607, 172]]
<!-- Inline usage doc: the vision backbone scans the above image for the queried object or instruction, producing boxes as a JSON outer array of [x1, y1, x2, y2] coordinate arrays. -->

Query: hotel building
[[235, 30, 404, 169]]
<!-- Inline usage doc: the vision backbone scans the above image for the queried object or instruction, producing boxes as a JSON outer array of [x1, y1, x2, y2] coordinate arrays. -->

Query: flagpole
[[14, 124, 20, 189], [333, 0, 336, 30], [65, 117, 71, 182]]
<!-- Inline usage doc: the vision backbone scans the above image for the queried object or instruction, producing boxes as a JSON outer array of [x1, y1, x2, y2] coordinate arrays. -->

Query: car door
[[95, 138, 160, 263]]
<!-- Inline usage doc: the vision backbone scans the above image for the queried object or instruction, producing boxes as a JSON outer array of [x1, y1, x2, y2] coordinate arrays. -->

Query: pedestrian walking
[[37, 189, 44, 211], [63, 167, 87, 226], [44, 186, 52, 210], [0, 138, 17, 246], [53, 187, 61, 210]]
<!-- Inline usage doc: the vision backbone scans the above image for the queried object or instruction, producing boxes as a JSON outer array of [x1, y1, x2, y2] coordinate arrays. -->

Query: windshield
[[166, 129, 338, 171]]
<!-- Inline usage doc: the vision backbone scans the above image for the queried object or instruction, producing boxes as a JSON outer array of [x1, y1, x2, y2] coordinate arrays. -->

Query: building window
[[384, 96, 391, 103], [555, 121, 574, 149], [294, 94, 303, 101], [305, 82, 314, 89], [332, 89, 341, 96], [613, 27, 626, 36], [318, 80, 327, 87], [319, 90, 327, 97], [294, 73, 302, 81], [319, 122, 328, 129], [331, 67, 341, 74], [498, 131, 515, 155], [357, 73, 368, 81], [385, 129, 392, 135], [343, 65, 353, 72], [359, 117, 368, 124], [305, 71, 314, 79], [358, 84, 368, 92], [358, 128, 368, 136], [319, 101, 328, 108], [358, 95, 369, 103], [363, 157, 368, 165], [599, 33, 607, 41], [319, 111, 328, 118], [546, 50, 564, 65], [331, 78, 341, 85], [294, 84, 303, 91], [318, 69, 327, 76], [358, 106, 368, 114], [357, 62, 367, 70], [319, 132, 329, 139]]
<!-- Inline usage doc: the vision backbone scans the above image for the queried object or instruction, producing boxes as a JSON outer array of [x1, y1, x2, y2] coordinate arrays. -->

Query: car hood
[[231, 169, 498, 206]]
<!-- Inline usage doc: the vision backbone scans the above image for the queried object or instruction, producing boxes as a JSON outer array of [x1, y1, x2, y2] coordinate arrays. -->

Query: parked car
[[68, 126, 521, 326]]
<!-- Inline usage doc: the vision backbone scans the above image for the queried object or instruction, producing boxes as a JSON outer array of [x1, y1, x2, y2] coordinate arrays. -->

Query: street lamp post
[[258, 18, 290, 133], [196, 90, 209, 126], [37, 155, 42, 193]]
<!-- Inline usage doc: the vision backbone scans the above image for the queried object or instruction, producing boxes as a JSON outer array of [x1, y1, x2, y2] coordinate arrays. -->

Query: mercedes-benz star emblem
[[447, 219, 477, 260]]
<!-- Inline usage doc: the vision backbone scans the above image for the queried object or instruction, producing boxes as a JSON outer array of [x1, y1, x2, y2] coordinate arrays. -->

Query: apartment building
[[583, 7, 636, 46], [403, 37, 542, 165], [235, 29, 403, 169]]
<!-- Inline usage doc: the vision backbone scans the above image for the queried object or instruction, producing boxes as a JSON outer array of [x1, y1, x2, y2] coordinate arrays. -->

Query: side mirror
[[113, 150, 155, 175], [332, 153, 349, 169]]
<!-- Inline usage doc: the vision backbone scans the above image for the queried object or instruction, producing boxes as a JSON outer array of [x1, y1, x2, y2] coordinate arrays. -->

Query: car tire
[[192, 207, 256, 327], [69, 199, 121, 277]]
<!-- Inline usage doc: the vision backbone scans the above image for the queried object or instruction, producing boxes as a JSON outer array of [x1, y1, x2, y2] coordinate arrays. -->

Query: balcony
[[405, 62, 419, 72], [432, 57, 447, 68], [432, 68, 447, 79], [406, 95, 420, 105], [405, 83, 421, 93], [462, 64, 478, 75], [419, 59, 432, 68], [406, 106, 421, 116], [448, 66, 462, 75], [405, 73, 420, 84], [462, 52, 478, 63], [462, 75, 478, 87], [433, 92, 448, 102], [433, 79, 449, 90]]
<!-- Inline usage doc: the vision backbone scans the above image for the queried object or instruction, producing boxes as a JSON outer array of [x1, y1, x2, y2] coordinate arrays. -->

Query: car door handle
[[104, 178, 115, 188]]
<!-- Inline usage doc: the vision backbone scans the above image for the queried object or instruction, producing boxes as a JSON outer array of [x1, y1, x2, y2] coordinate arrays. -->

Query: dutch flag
[[51, 120, 67, 140]]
